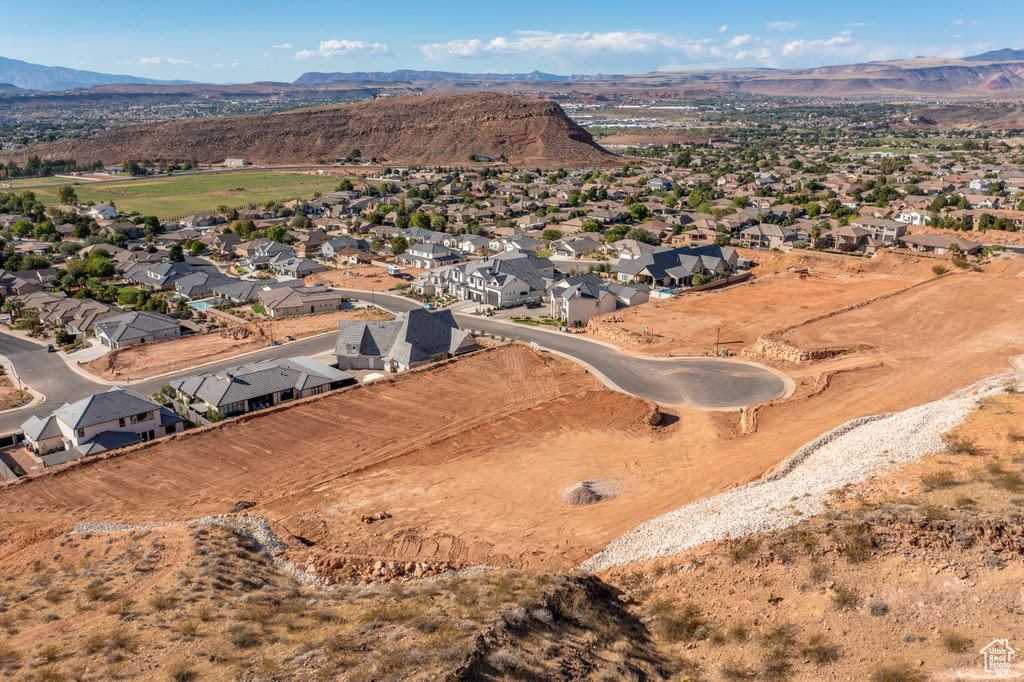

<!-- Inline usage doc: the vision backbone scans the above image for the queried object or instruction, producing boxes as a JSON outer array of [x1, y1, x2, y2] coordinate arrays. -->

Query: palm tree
[[2, 299, 23, 321]]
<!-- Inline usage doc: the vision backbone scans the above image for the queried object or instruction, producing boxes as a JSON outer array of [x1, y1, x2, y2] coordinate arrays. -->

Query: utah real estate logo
[[980, 639, 1016, 676]]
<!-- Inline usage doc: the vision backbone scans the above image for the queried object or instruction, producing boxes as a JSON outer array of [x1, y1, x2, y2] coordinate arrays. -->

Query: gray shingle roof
[[53, 387, 163, 430], [170, 357, 352, 408], [335, 309, 477, 367], [20, 414, 61, 441], [94, 311, 180, 343]]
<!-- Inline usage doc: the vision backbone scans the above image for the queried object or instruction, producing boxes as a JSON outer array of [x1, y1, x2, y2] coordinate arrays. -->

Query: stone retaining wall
[[743, 337, 850, 364]]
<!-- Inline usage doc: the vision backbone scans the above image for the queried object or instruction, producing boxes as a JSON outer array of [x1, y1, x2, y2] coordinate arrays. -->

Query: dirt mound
[[10, 93, 620, 167], [560, 479, 620, 506]]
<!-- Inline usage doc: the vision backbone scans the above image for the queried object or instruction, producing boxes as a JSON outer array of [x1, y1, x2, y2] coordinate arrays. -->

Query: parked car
[[423, 303, 435, 310], [45, 344, 56, 352], [284, 335, 295, 341], [525, 300, 542, 309]]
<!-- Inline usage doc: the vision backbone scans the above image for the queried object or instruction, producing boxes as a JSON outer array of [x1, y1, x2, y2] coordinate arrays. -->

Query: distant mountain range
[[3, 49, 1024, 96], [0, 56, 196, 91], [292, 69, 582, 85], [963, 48, 1024, 62]]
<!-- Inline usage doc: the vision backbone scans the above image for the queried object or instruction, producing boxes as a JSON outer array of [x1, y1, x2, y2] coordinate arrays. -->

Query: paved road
[[341, 290, 789, 408], [0, 290, 789, 432]]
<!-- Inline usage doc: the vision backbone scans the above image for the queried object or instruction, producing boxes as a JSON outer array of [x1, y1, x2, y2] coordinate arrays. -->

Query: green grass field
[[2, 171, 345, 219]]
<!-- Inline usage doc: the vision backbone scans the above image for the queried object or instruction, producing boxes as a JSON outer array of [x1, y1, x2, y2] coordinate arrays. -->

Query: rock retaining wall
[[743, 337, 850, 364]]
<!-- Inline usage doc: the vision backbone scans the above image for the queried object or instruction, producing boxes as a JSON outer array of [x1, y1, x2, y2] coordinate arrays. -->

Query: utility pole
[[716, 327, 721, 356]]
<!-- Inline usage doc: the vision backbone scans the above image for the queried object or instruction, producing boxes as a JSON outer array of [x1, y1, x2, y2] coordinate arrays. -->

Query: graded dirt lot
[[305, 264, 427, 291], [250, 305, 394, 340], [0, 375, 29, 410], [83, 326, 265, 381], [588, 250, 934, 357]]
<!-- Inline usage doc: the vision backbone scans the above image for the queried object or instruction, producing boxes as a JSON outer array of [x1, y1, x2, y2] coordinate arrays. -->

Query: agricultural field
[[1, 171, 347, 218]]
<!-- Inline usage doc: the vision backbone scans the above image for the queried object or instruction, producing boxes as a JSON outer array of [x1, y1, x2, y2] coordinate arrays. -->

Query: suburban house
[[257, 286, 347, 317], [180, 214, 223, 228], [124, 262, 197, 290], [169, 356, 355, 419], [831, 225, 884, 254], [321, 237, 372, 261], [416, 250, 552, 308], [549, 274, 650, 327], [900, 234, 982, 255], [265, 254, 326, 278], [398, 242, 465, 269], [552, 235, 602, 258], [335, 308, 478, 372], [738, 224, 797, 250], [94, 310, 182, 349], [613, 245, 736, 288], [20, 387, 183, 465], [848, 217, 907, 244]]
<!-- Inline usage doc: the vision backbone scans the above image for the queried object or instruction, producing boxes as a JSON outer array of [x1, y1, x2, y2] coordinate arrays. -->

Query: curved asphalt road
[[0, 289, 789, 433]]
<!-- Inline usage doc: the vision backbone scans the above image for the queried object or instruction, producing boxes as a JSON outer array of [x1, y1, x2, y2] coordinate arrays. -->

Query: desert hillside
[[9, 93, 620, 167]]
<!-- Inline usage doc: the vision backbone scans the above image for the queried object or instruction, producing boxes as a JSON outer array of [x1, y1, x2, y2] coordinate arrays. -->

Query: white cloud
[[727, 34, 758, 48], [231, 62, 241, 68], [846, 22, 874, 27], [782, 31, 853, 57], [767, 21, 799, 31], [139, 57, 202, 68], [419, 31, 712, 61], [718, 24, 728, 33], [733, 48, 772, 61], [272, 43, 293, 49], [295, 39, 393, 59], [953, 18, 982, 26]]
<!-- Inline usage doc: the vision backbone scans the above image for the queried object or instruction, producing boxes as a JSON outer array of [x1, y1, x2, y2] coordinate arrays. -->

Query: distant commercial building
[[224, 157, 251, 166]]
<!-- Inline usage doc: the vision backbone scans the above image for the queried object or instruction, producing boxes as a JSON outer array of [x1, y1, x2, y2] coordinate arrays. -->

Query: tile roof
[[53, 387, 163, 430]]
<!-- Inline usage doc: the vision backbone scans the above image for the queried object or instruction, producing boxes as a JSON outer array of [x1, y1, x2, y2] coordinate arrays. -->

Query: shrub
[[148, 592, 176, 611], [920, 469, 960, 491], [728, 537, 760, 563], [932, 265, 947, 276], [944, 434, 977, 455], [487, 650, 521, 673], [225, 624, 262, 649], [951, 255, 969, 269], [868, 599, 890, 616], [831, 585, 860, 611], [37, 644, 62, 663], [652, 601, 711, 642], [166, 660, 197, 682], [870, 661, 926, 682], [721, 658, 755, 680], [759, 646, 793, 682], [802, 633, 840, 664], [940, 630, 973, 654], [0, 642, 19, 667]]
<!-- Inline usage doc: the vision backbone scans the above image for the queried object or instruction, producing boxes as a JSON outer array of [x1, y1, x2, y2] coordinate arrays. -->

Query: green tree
[[190, 241, 205, 256], [168, 244, 185, 263], [56, 185, 78, 205], [580, 220, 602, 233], [266, 225, 289, 243], [410, 211, 431, 229], [541, 228, 563, 243], [626, 227, 657, 244], [336, 178, 354, 191], [86, 256, 115, 278], [290, 214, 313, 230], [432, 215, 447, 232], [629, 203, 650, 221], [390, 235, 409, 256]]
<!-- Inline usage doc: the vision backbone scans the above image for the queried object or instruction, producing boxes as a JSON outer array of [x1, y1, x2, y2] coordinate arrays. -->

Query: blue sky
[[3, 0, 1022, 82]]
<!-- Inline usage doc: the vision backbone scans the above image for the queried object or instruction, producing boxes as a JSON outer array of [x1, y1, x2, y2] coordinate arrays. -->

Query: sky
[[3, 0, 1022, 82]]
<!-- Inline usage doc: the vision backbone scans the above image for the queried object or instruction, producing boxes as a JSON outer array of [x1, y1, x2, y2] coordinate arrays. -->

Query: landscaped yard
[[1, 171, 348, 219]]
